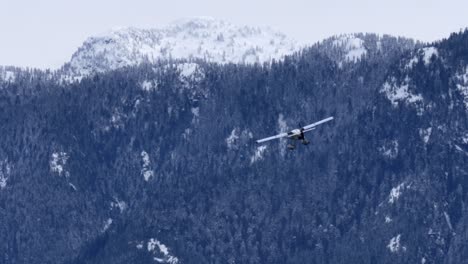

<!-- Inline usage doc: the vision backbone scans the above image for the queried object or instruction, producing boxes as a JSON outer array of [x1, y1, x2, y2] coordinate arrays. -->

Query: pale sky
[[1, 0, 467, 69]]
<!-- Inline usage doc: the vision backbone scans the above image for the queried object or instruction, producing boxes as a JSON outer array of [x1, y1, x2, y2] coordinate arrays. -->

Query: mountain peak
[[65, 18, 301, 76]]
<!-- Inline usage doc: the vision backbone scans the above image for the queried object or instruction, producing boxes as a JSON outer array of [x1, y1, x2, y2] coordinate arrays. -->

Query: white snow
[[141, 80, 157, 91], [142, 164, 154, 181], [147, 238, 179, 264], [387, 234, 401, 253], [175, 63, 206, 90], [111, 198, 127, 213], [109, 111, 126, 129], [422, 47, 438, 65], [0, 160, 11, 189], [419, 127, 432, 144], [136, 241, 144, 249], [251, 145, 267, 164], [68, 183, 77, 191], [376, 40, 382, 51], [141, 151, 154, 181], [50, 152, 69, 177], [455, 66, 468, 110], [406, 47, 438, 69], [226, 129, 239, 149], [0, 176, 7, 189], [178, 63, 201, 79], [462, 133, 468, 144], [332, 35, 367, 61], [0, 70, 16, 82], [406, 56, 419, 69], [381, 77, 423, 108], [191, 107, 199, 117], [142, 151, 150, 166], [385, 216, 392, 223], [68, 17, 301, 76], [147, 238, 169, 255], [379, 140, 399, 159], [427, 228, 439, 236], [103, 218, 113, 232], [389, 182, 406, 204], [182, 128, 192, 140]]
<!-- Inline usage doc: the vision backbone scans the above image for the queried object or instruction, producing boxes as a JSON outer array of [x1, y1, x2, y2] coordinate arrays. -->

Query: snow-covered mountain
[[65, 17, 301, 76]]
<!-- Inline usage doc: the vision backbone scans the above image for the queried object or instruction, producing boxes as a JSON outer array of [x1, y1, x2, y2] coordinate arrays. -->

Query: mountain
[[1, 21, 468, 263], [64, 17, 301, 76]]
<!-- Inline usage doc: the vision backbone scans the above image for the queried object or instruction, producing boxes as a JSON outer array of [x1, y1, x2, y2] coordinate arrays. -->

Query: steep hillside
[[1, 29, 467, 264]]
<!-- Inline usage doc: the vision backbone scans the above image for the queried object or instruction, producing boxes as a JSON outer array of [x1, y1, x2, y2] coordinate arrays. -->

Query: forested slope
[[0, 31, 467, 263]]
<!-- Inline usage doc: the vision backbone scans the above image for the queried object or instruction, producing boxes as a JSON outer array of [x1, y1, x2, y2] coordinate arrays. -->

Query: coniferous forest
[[0, 31, 468, 263]]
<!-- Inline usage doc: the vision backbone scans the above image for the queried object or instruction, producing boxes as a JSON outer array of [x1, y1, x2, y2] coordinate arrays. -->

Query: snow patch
[[406, 56, 419, 69], [191, 107, 199, 117], [102, 218, 113, 232], [111, 198, 127, 213], [1, 70, 16, 82], [136, 241, 144, 249], [50, 152, 70, 177], [141, 80, 157, 91], [379, 140, 399, 159], [178, 63, 203, 81], [422, 47, 438, 65], [419, 127, 432, 144], [387, 234, 402, 253], [389, 182, 406, 204], [381, 77, 423, 108], [182, 128, 192, 140], [462, 133, 468, 144], [0, 160, 11, 189], [147, 238, 179, 264], [226, 129, 239, 149], [109, 111, 126, 129], [333, 35, 367, 61], [141, 151, 154, 181], [0, 176, 7, 189], [376, 40, 382, 51], [455, 66, 468, 110], [406, 47, 438, 69], [251, 145, 267, 164], [226, 128, 253, 149]]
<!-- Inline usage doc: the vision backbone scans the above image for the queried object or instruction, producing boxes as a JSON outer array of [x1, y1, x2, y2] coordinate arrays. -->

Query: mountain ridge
[[64, 17, 301, 76]]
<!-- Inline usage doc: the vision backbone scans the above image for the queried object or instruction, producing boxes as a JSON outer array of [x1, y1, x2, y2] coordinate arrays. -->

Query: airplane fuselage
[[288, 129, 305, 140]]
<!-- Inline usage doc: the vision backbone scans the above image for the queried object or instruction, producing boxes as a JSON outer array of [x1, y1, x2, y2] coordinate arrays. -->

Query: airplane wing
[[302, 116, 334, 131], [256, 132, 288, 143]]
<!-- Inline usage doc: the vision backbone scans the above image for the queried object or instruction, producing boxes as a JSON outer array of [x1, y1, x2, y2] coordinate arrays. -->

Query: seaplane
[[256, 117, 334, 150]]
